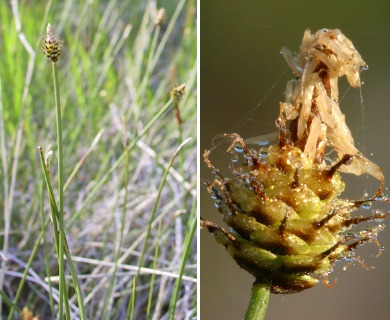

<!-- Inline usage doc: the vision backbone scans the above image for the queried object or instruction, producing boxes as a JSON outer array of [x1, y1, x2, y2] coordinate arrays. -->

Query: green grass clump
[[0, 0, 197, 319]]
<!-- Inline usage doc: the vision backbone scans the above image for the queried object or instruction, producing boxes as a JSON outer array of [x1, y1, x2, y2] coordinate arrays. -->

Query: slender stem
[[6, 213, 51, 320], [244, 279, 271, 320], [168, 203, 197, 320], [39, 181, 55, 317], [128, 138, 191, 319], [38, 147, 86, 319], [52, 61, 66, 318]]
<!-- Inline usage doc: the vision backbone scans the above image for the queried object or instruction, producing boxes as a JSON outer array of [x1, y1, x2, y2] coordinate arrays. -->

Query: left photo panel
[[0, 0, 197, 319]]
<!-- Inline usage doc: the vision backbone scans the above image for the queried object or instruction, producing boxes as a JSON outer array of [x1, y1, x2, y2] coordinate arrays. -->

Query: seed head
[[154, 8, 166, 27], [203, 29, 390, 294], [42, 23, 63, 63], [170, 83, 186, 102]]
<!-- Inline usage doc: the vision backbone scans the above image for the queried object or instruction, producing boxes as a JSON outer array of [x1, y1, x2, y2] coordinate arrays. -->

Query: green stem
[[244, 279, 271, 320], [52, 61, 67, 319], [38, 148, 86, 319], [53, 61, 86, 319], [128, 138, 191, 319], [6, 214, 51, 320], [168, 202, 197, 320]]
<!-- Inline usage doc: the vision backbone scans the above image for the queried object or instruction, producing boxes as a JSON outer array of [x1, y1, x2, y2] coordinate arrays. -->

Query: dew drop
[[376, 193, 386, 201], [259, 147, 268, 158], [345, 232, 356, 238], [231, 154, 239, 163], [374, 210, 386, 219], [244, 155, 253, 166], [234, 144, 244, 153], [214, 199, 223, 208], [361, 201, 372, 209]]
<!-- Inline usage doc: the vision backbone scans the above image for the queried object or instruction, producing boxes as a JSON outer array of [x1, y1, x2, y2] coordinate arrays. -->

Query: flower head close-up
[[202, 28, 390, 319]]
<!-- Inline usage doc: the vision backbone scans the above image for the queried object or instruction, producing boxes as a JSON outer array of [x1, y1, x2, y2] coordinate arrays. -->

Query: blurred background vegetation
[[0, 0, 196, 319], [201, 1, 390, 319]]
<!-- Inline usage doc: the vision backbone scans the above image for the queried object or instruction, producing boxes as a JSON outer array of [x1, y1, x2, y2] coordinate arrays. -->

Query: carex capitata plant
[[38, 23, 85, 320]]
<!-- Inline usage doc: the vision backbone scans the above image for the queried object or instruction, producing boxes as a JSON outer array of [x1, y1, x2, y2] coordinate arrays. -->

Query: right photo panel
[[200, 1, 390, 319]]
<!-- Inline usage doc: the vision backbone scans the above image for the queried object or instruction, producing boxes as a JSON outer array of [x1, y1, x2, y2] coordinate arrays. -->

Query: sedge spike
[[203, 29, 390, 295]]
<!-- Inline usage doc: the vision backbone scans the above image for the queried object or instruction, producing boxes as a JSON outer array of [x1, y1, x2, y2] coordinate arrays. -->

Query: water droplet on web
[[376, 193, 385, 201], [374, 210, 386, 220], [214, 199, 222, 208], [259, 147, 268, 158], [245, 155, 253, 166], [231, 154, 239, 163], [361, 201, 372, 209], [345, 232, 357, 238], [234, 144, 244, 153], [362, 65, 369, 71]]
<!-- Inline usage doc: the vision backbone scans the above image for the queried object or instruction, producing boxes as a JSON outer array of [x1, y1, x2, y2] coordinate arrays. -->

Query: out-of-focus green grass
[[0, 0, 197, 319]]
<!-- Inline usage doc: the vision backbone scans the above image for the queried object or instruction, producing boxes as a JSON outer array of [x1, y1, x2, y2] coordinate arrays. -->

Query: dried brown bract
[[280, 29, 382, 182]]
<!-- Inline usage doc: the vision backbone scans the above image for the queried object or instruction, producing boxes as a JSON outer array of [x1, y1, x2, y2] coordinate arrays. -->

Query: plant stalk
[[52, 61, 67, 318], [244, 279, 271, 320]]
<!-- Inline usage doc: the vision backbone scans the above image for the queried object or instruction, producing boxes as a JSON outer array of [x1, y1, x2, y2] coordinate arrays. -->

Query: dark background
[[200, 1, 390, 319]]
